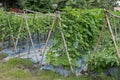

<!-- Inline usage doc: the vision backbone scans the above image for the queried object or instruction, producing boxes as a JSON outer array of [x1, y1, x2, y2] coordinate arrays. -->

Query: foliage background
[[0, 0, 118, 13]]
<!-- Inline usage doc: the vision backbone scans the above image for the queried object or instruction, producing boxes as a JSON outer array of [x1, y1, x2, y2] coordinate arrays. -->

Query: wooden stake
[[23, 12, 39, 61], [1, 38, 4, 50], [94, 22, 106, 52], [15, 15, 24, 47], [58, 16, 74, 73], [37, 11, 73, 73], [37, 13, 57, 69], [7, 16, 17, 55], [105, 10, 120, 58]]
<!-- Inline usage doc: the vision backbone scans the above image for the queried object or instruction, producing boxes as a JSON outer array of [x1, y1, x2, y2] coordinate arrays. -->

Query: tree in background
[[66, 0, 118, 9], [17, 0, 68, 13], [1, 0, 118, 13]]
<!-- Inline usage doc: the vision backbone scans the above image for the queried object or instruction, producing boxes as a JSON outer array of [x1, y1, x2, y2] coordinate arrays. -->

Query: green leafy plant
[[0, 8, 52, 48], [46, 7, 105, 68], [86, 47, 120, 72]]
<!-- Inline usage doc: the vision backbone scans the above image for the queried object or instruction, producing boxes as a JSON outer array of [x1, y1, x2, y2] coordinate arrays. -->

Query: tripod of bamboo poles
[[94, 9, 120, 59], [37, 11, 74, 73], [7, 14, 17, 56], [10, 11, 39, 61]]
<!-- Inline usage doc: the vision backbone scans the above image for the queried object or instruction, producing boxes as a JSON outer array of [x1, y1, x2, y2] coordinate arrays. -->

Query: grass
[[0, 53, 8, 60], [7, 58, 34, 69], [0, 59, 116, 80]]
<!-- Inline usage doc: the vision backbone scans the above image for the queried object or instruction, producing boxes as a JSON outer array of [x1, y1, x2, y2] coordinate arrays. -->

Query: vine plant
[[46, 7, 105, 68]]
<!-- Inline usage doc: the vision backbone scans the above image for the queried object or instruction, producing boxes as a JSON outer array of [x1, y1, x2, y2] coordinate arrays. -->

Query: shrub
[[85, 47, 120, 72]]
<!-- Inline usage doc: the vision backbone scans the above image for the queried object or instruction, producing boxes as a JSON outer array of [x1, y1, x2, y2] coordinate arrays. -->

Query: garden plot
[[1, 43, 49, 64], [0, 42, 88, 76]]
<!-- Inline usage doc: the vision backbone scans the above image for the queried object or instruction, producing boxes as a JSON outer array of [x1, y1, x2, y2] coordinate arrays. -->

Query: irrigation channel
[[0, 9, 120, 78]]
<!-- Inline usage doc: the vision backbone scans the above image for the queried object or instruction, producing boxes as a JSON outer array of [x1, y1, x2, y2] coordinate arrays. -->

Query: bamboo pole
[[57, 15, 74, 73], [37, 32, 41, 48], [1, 38, 4, 50], [37, 12, 57, 69], [15, 15, 24, 47], [109, 11, 120, 18], [23, 12, 39, 61], [27, 34, 30, 58], [94, 22, 106, 52], [105, 9, 120, 58], [37, 11, 74, 73], [24, 9, 38, 14], [7, 16, 17, 55]]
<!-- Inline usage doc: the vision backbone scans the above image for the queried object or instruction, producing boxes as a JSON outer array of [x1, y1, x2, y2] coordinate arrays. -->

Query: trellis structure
[[94, 9, 120, 59], [7, 11, 39, 62], [2, 8, 120, 74], [37, 11, 74, 73], [4, 10, 74, 73]]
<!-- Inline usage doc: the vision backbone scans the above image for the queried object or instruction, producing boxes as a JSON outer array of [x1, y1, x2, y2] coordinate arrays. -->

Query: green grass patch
[[0, 59, 116, 80], [7, 58, 34, 69], [7, 68, 32, 78], [0, 53, 8, 60]]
